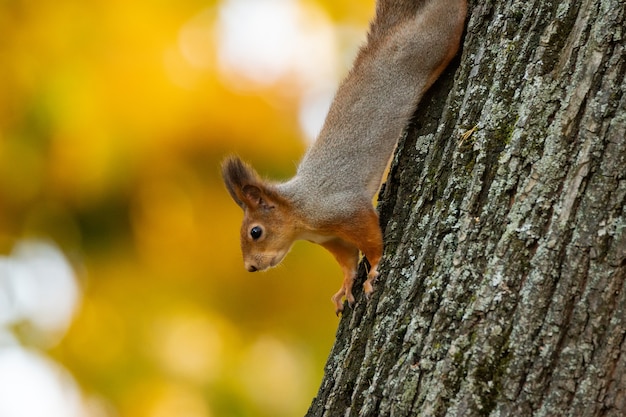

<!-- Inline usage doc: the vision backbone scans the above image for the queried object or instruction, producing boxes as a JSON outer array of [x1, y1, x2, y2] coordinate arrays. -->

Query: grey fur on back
[[278, 0, 465, 222]]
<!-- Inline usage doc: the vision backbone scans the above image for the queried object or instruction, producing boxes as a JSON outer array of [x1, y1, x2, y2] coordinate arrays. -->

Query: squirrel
[[222, 0, 467, 315]]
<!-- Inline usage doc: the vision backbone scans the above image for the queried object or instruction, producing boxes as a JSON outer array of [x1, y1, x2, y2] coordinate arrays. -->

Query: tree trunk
[[306, 0, 626, 416]]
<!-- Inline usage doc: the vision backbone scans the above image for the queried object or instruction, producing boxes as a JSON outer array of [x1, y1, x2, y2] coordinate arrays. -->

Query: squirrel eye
[[250, 226, 263, 240]]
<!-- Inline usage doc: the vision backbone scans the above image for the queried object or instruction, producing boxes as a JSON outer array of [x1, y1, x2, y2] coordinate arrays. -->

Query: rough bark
[[306, 0, 626, 416]]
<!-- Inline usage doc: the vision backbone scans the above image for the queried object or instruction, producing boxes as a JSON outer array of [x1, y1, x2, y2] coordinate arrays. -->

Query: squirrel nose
[[247, 264, 258, 272]]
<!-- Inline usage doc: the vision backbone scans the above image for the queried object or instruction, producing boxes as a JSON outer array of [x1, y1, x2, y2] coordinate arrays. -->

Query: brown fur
[[222, 0, 467, 314]]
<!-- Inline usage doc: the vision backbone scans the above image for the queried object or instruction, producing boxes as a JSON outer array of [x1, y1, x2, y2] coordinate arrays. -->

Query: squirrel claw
[[334, 302, 345, 317], [332, 278, 357, 315], [346, 291, 356, 308], [332, 292, 344, 316], [334, 303, 343, 317]]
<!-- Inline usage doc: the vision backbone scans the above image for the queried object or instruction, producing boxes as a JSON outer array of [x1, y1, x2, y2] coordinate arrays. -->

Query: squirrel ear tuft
[[221, 156, 276, 210], [221, 156, 256, 208]]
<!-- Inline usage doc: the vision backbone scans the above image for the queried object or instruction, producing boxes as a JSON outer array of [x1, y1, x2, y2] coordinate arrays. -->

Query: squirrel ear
[[221, 156, 277, 210], [242, 184, 276, 210]]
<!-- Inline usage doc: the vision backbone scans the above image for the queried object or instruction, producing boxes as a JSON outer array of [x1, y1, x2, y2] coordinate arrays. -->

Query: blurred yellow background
[[0, 0, 373, 416]]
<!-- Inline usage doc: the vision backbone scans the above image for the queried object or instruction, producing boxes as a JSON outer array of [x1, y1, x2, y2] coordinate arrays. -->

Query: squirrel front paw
[[363, 269, 379, 298], [331, 285, 356, 316]]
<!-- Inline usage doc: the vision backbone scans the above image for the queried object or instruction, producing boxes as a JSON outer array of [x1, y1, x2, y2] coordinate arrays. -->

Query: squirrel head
[[221, 156, 296, 272]]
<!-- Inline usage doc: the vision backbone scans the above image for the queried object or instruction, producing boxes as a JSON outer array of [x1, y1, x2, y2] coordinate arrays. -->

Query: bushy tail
[[368, 0, 466, 45]]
